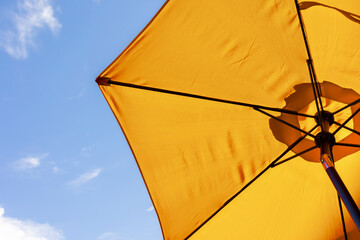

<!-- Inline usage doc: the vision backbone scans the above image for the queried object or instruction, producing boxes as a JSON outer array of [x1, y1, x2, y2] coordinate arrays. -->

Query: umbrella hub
[[314, 110, 334, 126], [314, 131, 335, 148], [314, 110, 335, 148]]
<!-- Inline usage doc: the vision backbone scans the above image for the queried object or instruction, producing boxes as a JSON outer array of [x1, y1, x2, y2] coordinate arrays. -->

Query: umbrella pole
[[317, 113, 360, 230]]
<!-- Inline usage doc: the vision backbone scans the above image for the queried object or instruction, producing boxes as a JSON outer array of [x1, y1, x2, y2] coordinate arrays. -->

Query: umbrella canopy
[[96, 0, 360, 239]]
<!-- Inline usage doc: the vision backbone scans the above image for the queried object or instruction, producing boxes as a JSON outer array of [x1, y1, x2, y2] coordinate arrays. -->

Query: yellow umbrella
[[96, 0, 360, 239]]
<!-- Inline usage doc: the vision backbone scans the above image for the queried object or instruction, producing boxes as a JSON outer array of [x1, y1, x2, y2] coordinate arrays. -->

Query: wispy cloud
[[0, 207, 64, 240], [0, 0, 61, 59], [67, 89, 85, 101], [97, 232, 121, 240], [80, 144, 94, 157], [12, 153, 49, 171], [68, 168, 101, 187], [146, 206, 154, 212], [48, 161, 62, 174]]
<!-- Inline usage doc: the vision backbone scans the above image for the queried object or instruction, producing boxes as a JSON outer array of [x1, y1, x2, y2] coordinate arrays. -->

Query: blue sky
[[0, 0, 165, 239]]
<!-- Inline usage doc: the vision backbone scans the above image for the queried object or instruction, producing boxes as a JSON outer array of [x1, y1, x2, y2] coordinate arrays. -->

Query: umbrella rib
[[271, 124, 318, 168], [184, 160, 275, 239], [100, 78, 314, 118], [306, 60, 325, 132], [333, 107, 360, 136], [330, 150, 348, 239], [333, 121, 360, 137], [308, 59, 324, 113], [296, 0, 325, 131], [271, 124, 319, 168], [270, 124, 318, 167], [254, 108, 316, 138], [272, 145, 317, 167], [295, 0, 312, 59], [185, 124, 318, 239], [333, 98, 360, 115], [334, 142, 360, 148], [338, 195, 348, 240]]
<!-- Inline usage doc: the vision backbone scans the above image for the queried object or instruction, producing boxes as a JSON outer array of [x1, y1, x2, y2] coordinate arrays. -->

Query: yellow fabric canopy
[[97, 0, 360, 239]]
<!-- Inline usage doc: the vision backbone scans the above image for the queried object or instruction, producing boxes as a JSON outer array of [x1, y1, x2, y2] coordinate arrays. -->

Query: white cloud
[[12, 153, 49, 171], [0, 207, 64, 240], [68, 168, 101, 187], [146, 206, 154, 212], [97, 232, 121, 240], [0, 0, 61, 59], [14, 157, 40, 170]]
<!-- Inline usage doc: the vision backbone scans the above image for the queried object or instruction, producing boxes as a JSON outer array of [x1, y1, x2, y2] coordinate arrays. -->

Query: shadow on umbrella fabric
[[337, 227, 360, 240], [299, 2, 360, 24], [269, 81, 360, 163]]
